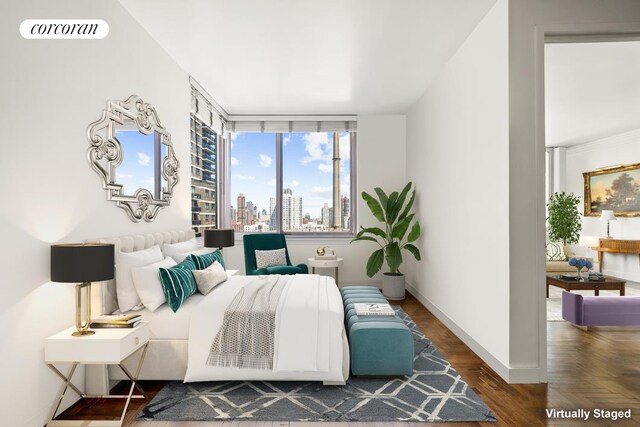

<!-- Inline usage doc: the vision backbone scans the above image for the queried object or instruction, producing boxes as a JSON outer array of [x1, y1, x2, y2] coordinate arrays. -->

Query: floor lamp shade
[[204, 229, 235, 248], [51, 243, 115, 283], [51, 243, 114, 337]]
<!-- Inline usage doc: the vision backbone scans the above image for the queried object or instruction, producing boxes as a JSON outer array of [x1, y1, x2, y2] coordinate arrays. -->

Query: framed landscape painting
[[583, 163, 640, 217]]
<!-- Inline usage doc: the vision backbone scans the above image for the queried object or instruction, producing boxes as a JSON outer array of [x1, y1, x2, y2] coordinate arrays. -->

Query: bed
[[88, 229, 348, 391]]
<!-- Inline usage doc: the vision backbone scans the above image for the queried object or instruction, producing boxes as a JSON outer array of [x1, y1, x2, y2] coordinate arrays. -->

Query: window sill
[[233, 233, 355, 244]]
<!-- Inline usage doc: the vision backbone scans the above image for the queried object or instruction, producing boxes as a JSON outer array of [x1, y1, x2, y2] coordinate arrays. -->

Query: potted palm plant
[[351, 182, 421, 299]]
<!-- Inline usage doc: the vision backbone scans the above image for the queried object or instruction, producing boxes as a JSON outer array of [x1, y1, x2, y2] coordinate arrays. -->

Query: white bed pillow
[[162, 238, 198, 260], [115, 245, 163, 312], [255, 248, 287, 269], [170, 247, 217, 264], [193, 261, 228, 295], [131, 257, 177, 312]]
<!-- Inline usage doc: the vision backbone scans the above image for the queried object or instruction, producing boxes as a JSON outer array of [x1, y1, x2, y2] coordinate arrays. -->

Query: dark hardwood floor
[[57, 293, 640, 426]]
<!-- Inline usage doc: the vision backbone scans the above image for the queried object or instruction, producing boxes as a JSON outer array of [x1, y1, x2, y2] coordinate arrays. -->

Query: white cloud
[[231, 156, 239, 166], [146, 176, 155, 184], [233, 174, 255, 181], [259, 154, 272, 168], [118, 173, 133, 179], [286, 179, 299, 188], [318, 163, 333, 173], [301, 132, 331, 165], [312, 185, 332, 195], [137, 152, 151, 166], [283, 135, 291, 146], [267, 179, 276, 187]]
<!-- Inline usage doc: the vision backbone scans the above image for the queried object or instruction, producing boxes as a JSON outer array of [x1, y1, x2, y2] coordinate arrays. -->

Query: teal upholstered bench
[[341, 286, 414, 376]]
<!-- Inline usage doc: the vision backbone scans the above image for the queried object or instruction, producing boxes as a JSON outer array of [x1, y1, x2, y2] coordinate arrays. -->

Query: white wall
[[405, 0, 511, 377], [509, 0, 640, 383], [566, 129, 640, 281], [222, 115, 407, 284], [0, 2, 191, 425]]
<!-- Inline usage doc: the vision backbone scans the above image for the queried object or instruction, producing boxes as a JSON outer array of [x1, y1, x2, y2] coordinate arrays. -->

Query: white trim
[[405, 282, 545, 384], [229, 114, 357, 122], [189, 76, 229, 120]]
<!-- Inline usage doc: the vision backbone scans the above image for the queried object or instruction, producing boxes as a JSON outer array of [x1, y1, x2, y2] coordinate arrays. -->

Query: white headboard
[[90, 229, 196, 315]]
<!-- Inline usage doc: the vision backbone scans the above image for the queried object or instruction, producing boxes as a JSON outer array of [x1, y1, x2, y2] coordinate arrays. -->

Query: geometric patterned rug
[[137, 307, 496, 422]]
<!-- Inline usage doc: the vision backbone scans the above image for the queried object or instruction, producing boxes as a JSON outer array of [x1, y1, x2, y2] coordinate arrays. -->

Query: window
[[191, 114, 217, 235], [229, 133, 277, 233], [230, 130, 356, 234]]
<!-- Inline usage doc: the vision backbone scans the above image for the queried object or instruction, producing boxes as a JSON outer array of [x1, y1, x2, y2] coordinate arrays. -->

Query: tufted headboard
[[90, 229, 196, 315]]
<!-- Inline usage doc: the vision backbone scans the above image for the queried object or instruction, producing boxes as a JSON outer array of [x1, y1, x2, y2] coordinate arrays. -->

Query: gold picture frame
[[583, 163, 640, 217]]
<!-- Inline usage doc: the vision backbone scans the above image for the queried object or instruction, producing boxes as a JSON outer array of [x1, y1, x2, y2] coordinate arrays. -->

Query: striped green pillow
[[546, 242, 566, 261], [191, 250, 225, 270], [159, 256, 197, 312]]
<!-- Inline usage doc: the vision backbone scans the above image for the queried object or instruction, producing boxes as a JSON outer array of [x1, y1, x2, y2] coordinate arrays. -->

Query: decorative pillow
[[115, 245, 163, 312], [162, 238, 198, 260], [191, 249, 225, 270], [193, 261, 228, 295], [159, 256, 198, 312], [546, 242, 566, 261], [171, 248, 223, 265], [255, 248, 287, 269], [131, 257, 176, 312]]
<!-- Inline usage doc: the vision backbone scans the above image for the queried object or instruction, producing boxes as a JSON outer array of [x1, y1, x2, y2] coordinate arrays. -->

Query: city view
[[230, 131, 352, 232]]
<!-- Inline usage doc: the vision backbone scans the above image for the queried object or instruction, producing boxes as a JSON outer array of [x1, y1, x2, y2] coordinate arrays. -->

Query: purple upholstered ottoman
[[562, 291, 640, 327]]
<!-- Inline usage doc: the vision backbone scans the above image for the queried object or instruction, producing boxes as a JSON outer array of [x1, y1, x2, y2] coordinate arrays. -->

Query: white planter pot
[[382, 273, 405, 300]]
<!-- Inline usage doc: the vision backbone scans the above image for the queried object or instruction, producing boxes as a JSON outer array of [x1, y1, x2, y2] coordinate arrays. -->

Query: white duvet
[[184, 274, 348, 383]]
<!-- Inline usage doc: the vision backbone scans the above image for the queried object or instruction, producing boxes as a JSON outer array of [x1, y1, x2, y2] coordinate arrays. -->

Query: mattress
[[124, 292, 205, 340]]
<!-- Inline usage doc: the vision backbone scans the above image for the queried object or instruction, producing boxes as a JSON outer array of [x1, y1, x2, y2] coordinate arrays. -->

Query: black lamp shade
[[204, 229, 235, 248], [51, 243, 115, 283]]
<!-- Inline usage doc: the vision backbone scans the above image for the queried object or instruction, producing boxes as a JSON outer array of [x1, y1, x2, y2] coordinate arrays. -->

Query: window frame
[[227, 130, 357, 237]]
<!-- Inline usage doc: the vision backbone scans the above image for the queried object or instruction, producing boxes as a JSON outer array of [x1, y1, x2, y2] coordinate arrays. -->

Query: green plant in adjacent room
[[547, 191, 582, 245], [351, 182, 422, 277]]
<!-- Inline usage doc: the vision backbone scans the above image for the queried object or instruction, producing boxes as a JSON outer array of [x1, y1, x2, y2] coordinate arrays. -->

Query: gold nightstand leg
[[118, 343, 149, 425], [47, 362, 79, 425]]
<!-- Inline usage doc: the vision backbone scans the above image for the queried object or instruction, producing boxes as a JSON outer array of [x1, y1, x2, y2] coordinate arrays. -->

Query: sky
[[116, 130, 166, 197], [231, 132, 351, 218]]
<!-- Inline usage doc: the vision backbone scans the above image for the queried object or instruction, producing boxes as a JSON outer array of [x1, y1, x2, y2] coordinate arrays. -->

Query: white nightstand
[[307, 257, 344, 285], [45, 323, 150, 427]]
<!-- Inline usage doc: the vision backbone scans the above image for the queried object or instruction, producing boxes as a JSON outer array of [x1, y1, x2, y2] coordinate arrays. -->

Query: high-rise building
[[246, 201, 255, 224], [341, 196, 350, 230], [236, 193, 247, 232], [282, 188, 302, 230], [322, 203, 330, 227], [190, 114, 217, 236]]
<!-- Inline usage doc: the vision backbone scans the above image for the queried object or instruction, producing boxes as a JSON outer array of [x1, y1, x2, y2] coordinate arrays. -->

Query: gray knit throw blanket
[[206, 275, 288, 370]]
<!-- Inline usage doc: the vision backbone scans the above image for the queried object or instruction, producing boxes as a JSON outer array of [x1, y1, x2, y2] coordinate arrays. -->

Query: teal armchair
[[243, 233, 309, 275]]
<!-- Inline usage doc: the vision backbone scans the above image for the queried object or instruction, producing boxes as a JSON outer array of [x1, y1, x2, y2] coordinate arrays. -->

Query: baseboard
[[405, 282, 545, 384]]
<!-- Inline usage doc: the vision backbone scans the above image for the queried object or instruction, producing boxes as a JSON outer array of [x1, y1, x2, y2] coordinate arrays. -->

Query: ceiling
[[118, 0, 495, 115], [545, 41, 640, 147]]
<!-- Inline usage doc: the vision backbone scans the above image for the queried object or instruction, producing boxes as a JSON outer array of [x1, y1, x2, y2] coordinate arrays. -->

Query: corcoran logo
[[19, 19, 109, 39]]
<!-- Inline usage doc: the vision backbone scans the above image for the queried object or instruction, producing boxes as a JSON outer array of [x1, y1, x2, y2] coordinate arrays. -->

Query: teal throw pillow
[[159, 256, 197, 312], [191, 249, 225, 270]]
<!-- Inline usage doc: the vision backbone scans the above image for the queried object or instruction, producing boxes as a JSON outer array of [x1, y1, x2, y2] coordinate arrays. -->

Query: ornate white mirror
[[87, 95, 179, 222]]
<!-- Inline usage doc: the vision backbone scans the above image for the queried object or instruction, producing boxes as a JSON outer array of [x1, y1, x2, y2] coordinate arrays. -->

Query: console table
[[592, 238, 640, 273]]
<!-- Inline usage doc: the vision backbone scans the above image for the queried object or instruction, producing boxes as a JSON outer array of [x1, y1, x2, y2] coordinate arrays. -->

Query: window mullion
[[276, 133, 283, 233]]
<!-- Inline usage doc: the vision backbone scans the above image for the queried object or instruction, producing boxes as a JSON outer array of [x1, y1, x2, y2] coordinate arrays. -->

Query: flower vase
[[576, 268, 582, 281]]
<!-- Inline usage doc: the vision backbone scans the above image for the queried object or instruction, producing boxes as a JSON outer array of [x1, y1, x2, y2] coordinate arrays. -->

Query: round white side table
[[307, 257, 344, 285]]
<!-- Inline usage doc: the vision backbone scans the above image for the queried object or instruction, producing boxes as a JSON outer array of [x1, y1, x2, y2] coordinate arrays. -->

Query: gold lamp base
[[73, 282, 94, 337], [72, 330, 95, 337]]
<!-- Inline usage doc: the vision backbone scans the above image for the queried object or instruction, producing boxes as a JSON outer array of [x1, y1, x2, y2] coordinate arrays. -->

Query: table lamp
[[599, 210, 617, 238], [51, 243, 114, 337], [204, 228, 235, 250]]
